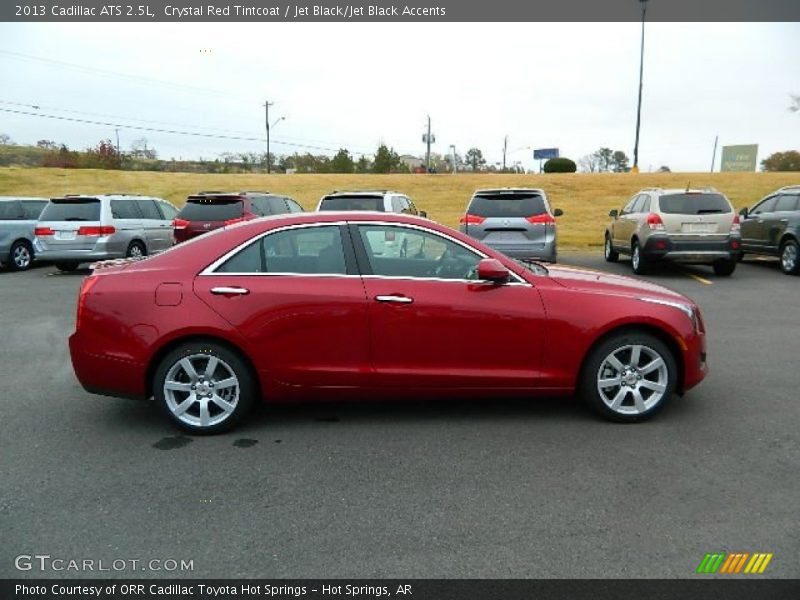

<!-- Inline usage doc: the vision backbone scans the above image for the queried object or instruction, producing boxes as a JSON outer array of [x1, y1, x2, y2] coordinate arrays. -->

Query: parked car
[[458, 188, 563, 262], [604, 188, 741, 276], [34, 194, 179, 272], [173, 191, 303, 244], [739, 185, 800, 275], [316, 190, 426, 217], [0, 196, 48, 271], [70, 212, 707, 434]]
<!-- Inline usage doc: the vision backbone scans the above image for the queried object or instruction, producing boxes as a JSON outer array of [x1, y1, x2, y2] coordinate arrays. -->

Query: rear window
[[177, 197, 244, 221], [319, 195, 384, 211], [40, 198, 101, 222], [468, 193, 546, 218], [658, 193, 732, 215]]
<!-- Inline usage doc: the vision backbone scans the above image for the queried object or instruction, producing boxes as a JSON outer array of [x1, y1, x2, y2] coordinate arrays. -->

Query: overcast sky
[[0, 22, 797, 171]]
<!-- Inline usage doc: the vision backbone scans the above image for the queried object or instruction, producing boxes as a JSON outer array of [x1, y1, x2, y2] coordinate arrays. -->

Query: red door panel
[[361, 278, 546, 388], [194, 275, 370, 388]]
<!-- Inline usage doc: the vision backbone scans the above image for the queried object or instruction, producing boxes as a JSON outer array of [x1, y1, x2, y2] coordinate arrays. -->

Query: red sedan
[[69, 212, 707, 434]]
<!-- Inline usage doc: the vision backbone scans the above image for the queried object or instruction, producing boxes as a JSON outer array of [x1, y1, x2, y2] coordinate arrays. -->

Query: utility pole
[[632, 0, 648, 173], [425, 115, 432, 172], [114, 128, 120, 155], [449, 144, 457, 174], [264, 100, 274, 174], [502, 135, 508, 172], [710, 135, 719, 172]]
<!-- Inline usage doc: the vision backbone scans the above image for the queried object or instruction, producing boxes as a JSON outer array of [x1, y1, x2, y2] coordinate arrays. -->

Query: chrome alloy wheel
[[604, 238, 612, 259], [163, 354, 240, 428], [13, 245, 32, 269], [781, 243, 797, 273], [631, 245, 641, 271], [596, 344, 669, 416], [128, 244, 144, 258]]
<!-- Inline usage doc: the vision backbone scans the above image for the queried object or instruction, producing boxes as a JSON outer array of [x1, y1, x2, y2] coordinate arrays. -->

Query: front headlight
[[637, 297, 698, 329]]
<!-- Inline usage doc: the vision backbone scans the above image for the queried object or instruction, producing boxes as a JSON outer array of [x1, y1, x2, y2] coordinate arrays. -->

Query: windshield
[[468, 194, 546, 218], [177, 197, 244, 221], [319, 196, 384, 211], [39, 198, 101, 222], [658, 193, 731, 215]]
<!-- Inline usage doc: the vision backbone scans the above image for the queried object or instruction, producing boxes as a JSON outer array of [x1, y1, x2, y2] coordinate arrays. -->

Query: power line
[[0, 107, 373, 155]]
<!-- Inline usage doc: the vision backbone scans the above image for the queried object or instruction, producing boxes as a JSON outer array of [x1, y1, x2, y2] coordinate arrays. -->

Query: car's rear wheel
[[631, 242, 648, 274], [580, 331, 677, 422], [604, 235, 619, 262], [8, 240, 33, 271], [712, 259, 737, 276], [55, 262, 80, 272], [780, 239, 799, 275], [126, 241, 147, 259], [154, 341, 255, 434]]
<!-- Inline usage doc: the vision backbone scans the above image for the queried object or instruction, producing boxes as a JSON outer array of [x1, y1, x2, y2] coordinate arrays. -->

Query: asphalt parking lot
[[1, 254, 797, 579]]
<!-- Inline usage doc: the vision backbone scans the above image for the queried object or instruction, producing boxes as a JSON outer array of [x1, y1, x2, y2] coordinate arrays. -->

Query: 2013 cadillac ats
[[69, 212, 708, 434]]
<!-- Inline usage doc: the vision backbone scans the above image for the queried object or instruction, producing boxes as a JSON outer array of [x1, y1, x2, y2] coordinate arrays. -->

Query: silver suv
[[0, 197, 48, 271], [34, 194, 179, 272], [459, 188, 563, 262], [604, 188, 741, 276], [316, 190, 426, 217]]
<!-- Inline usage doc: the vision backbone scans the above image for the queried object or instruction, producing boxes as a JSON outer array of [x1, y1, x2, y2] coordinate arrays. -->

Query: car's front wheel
[[712, 259, 737, 276], [8, 240, 33, 271], [604, 235, 619, 262], [780, 239, 799, 275], [153, 341, 256, 434], [580, 331, 677, 422]]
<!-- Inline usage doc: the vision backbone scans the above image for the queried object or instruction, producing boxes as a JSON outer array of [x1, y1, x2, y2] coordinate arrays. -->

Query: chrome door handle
[[757, 219, 764, 223], [375, 295, 413, 304], [211, 286, 250, 296], [780, 218, 788, 223]]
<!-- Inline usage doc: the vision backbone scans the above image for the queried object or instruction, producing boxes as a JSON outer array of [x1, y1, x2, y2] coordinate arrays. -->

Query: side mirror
[[739, 207, 749, 218], [419, 210, 428, 218], [553, 208, 564, 217], [477, 258, 510, 283], [609, 209, 619, 218]]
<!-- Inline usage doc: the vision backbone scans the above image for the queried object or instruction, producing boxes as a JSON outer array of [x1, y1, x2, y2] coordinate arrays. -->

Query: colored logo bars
[[696, 552, 773, 574]]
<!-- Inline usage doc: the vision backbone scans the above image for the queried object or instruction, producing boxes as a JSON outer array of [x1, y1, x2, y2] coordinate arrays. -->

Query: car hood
[[545, 264, 689, 301]]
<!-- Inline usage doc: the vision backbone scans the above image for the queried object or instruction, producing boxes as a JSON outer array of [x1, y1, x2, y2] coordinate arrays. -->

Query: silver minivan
[[0, 196, 49, 271], [459, 188, 563, 262], [34, 194, 179, 271]]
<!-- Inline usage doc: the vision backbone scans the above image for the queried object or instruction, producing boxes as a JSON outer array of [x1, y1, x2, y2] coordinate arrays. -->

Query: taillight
[[730, 214, 741, 233], [35, 227, 55, 236], [77, 226, 116, 236], [76, 275, 99, 330], [459, 214, 485, 225], [172, 218, 190, 230], [646, 213, 665, 231], [526, 213, 555, 224], [224, 217, 246, 226]]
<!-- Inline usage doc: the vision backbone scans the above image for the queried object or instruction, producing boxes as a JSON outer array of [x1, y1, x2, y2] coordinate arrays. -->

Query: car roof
[[639, 187, 724, 196], [0, 196, 48, 201], [50, 194, 148, 200], [322, 190, 398, 197], [473, 188, 545, 195]]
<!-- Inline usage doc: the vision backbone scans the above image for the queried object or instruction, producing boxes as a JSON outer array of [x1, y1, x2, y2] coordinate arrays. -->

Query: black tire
[[779, 239, 800, 275], [579, 330, 678, 423], [126, 240, 147, 259], [631, 241, 648, 275], [712, 259, 737, 276], [604, 235, 619, 263], [55, 262, 80, 272], [736, 252, 745, 263], [8, 240, 33, 271], [153, 341, 256, 435]]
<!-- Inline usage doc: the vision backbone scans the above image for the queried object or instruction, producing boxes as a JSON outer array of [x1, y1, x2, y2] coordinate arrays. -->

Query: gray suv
[[739, 185, 800, 275], [0, 197, 48, 271], [459, 188, 563, 262], [34, 194, 179, 272]]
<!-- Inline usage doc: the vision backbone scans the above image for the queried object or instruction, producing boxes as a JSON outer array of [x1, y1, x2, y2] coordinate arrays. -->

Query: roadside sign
[[533, 148, 559, 160], [720, 144, 758, 172]]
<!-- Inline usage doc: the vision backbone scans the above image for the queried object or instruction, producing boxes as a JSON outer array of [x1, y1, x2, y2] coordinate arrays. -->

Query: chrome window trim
[[199, 219, 530, 285]]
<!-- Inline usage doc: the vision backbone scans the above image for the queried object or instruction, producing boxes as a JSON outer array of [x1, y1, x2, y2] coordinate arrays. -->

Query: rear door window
[[136, 199, 163, 220], [658, 193, 732, 215], [774, 194, 799, 212], [177, 197, 244, 221], [319, 195, 384, 211], [267, 196, 290, 214], [751, 196, 777, 215], [40, 198, 101, 222], [21, 200, 48, 219], [111, 200, 142, 219], [468, 193, 546, 218], [0, 200, 23, 220], [156, 200, 179, 220]]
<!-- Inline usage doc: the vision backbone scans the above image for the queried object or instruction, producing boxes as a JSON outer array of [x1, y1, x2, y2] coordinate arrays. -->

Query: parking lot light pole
[[264, 101, 274, 173], [632, 0, 649, 173]]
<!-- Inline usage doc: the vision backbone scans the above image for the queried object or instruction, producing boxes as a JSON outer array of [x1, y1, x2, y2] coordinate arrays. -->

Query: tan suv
[[604, 188, 742, 276]]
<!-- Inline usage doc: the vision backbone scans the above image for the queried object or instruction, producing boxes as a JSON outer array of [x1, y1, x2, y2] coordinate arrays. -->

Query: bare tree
[[790, 94, 800, 114], [0, 133, 13, 145], [578, 154, 599, 173]]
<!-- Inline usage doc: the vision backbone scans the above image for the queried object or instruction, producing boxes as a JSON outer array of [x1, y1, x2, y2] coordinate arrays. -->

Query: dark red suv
[[172, 191, 303, 243]]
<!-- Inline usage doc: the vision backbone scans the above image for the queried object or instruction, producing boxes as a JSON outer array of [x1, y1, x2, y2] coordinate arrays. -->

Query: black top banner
[[3, 0, 800, 22]]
